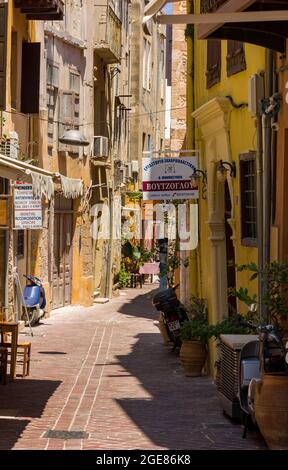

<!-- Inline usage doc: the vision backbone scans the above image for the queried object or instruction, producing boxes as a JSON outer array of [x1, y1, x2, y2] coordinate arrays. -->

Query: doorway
[[52, 195, 73, 309], [225, 181, 236, 316]]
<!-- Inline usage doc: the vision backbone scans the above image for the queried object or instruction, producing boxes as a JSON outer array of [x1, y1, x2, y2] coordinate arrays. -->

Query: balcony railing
[[14, 0, 64, 21], [94, 4, 122, 64]]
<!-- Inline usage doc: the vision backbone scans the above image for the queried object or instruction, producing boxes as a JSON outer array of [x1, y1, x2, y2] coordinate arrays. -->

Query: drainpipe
[[262, 49, 274, 322], [4, 229, 9, 320], [256, 112, 264, 321]]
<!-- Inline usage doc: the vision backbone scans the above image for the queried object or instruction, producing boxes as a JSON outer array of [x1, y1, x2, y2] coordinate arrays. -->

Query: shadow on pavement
[[0, 379, 61, 449], [117, 286, 160, 321], [0, 419, 30, 450], [115, 331, 266, 450]]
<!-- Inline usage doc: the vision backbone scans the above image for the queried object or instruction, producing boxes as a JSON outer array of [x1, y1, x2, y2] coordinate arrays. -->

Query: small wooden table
[[0, 321, 19, 380]]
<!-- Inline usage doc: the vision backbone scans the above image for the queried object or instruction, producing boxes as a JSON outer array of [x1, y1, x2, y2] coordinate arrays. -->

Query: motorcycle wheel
[[24, 308, 38, 327]]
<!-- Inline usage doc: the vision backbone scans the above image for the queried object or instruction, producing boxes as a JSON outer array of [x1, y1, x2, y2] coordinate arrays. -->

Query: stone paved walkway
[[0, 285, 266, 450]]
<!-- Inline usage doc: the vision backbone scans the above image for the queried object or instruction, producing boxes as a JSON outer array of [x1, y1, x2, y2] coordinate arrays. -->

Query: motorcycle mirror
[[249, 303, 257, 313]]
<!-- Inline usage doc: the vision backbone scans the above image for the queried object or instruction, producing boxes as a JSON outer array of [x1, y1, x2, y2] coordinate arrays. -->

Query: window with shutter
[[206, 39, 221, 89], [0, 3, 8, 111], [21, 42, 41, 114], [47, 61, 59, 156], [58, 90, 80, 154], [240, 152, 257, 246], [226, 40, 246, 77]]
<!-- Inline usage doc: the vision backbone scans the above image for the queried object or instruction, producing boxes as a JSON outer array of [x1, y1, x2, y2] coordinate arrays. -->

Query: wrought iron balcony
[[94, 4, 122, 64], [198, 0, 288, 52], [14, 0, 64, 21]]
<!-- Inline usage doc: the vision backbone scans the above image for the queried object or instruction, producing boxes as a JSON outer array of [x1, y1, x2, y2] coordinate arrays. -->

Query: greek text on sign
[[142, 157, 199, 200], [14, 182, 42, 229]]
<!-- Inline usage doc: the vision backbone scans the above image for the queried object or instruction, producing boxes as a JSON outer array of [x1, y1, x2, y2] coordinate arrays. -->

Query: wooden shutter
[[58, 90, 80, 153], [206, 39, 221, 89], [0, 3, 8, 111], [21, 42, 41, 113], [227, 40, 246, 77]]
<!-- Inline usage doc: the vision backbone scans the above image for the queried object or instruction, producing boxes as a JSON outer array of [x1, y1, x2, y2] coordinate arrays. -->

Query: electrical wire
[[0, 104, 187, 129]]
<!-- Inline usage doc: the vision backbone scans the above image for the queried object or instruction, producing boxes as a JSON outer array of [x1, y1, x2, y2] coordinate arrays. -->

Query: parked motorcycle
[[22, 274, 46, 326], [152, 285, 188, 347], [237, 313, 288, 437]]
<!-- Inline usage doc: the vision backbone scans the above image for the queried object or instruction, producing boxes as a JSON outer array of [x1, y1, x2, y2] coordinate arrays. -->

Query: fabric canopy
[[0, 153, 83, 200]]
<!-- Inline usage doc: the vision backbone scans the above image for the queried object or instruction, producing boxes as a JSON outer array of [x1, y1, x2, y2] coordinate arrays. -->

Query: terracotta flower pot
[[179, 340, 207, 377], [254, 373, 288, 450]]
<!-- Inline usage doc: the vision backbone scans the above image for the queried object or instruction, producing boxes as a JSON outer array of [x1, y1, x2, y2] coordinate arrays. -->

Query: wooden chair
[[0, 346, 8, 384], [0, 321, 18, 380], [3, 341, 31, 377]]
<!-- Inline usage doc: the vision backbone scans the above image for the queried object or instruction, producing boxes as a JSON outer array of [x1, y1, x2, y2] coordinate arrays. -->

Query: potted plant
[[179, 296, 213, 377]]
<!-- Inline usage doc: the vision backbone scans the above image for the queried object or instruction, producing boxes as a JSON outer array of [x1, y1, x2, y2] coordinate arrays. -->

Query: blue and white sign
[[14, 182, 42, 229]]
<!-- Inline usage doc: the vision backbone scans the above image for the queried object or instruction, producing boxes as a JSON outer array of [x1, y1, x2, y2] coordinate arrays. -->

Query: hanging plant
[[126, 191, 143, 201]]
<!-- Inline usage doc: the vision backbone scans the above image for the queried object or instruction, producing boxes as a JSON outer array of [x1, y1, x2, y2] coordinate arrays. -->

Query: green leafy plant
[[230, 261, 288, 331], [210, 316, 253, 339], [126, 191, 143, 201], [116, 265, 130, 289], [121, 239, 155, 273], [180, 295, 213, 343]]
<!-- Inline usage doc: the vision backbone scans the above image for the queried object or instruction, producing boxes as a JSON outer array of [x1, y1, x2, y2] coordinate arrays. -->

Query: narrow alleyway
[[0, 285, 265, 450]]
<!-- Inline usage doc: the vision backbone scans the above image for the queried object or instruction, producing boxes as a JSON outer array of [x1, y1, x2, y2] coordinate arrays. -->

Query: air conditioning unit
[[92, 136, 109, 159], [0, 131, 19, 159], [248, 73, 265, 117], [131, 160, 139, 173], [217, 334, 258, 419], [125, 162, 132, 179]]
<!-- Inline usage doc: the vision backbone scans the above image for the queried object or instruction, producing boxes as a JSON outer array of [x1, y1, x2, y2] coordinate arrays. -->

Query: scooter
[[237, 313, 288, 437], [22, 275, 46, 326], [152, 285, 188, 347]]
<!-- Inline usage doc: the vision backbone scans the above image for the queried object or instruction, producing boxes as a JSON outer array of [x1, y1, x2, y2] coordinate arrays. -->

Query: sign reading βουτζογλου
[[142, 157, 199, 200]]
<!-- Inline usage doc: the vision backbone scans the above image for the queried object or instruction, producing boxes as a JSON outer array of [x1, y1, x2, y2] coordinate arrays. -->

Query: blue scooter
[[22, 275, 46, 326]]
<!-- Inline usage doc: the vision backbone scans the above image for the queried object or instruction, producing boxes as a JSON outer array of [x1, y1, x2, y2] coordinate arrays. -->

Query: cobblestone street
[[0, 285, 266, 450]]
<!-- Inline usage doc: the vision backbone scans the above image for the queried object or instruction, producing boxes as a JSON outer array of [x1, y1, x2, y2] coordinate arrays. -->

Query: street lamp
[[59, 129, 90, 146], [190, 168, 207, 200], [216, 160, 236, 183]]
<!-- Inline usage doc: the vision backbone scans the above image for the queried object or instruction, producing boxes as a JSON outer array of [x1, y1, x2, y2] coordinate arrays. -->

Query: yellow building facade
[[188, 1, 267, 370]]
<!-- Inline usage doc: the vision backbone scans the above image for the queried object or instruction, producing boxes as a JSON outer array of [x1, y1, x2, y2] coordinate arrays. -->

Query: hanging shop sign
[[14, 182, 42, 229], [142, 157, 198, 200]]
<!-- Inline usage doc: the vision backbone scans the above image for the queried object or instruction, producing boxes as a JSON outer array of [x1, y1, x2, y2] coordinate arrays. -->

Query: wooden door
[[52, 197, 73, 309]]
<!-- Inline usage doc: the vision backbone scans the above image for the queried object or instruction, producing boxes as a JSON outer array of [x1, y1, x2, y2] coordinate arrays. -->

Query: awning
[[143, 0, 288, 52], [0, 153, 55, 181], [0, 154, 83, 200]]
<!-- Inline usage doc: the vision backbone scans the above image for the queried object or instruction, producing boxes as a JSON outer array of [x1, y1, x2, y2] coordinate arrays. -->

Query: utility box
[[131, 160, 139, 173], [248, 73, 265, 117], [92, 136, 109, 159]]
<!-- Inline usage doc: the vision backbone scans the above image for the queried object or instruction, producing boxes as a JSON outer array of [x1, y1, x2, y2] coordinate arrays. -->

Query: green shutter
[[0, 3, 8, 111]]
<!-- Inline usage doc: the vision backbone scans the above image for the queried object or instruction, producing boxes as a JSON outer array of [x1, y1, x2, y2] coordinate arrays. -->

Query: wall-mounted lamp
[[216, 160, 236, 183], [190, 168, 207, 200], [59, 129, 90, 146]]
